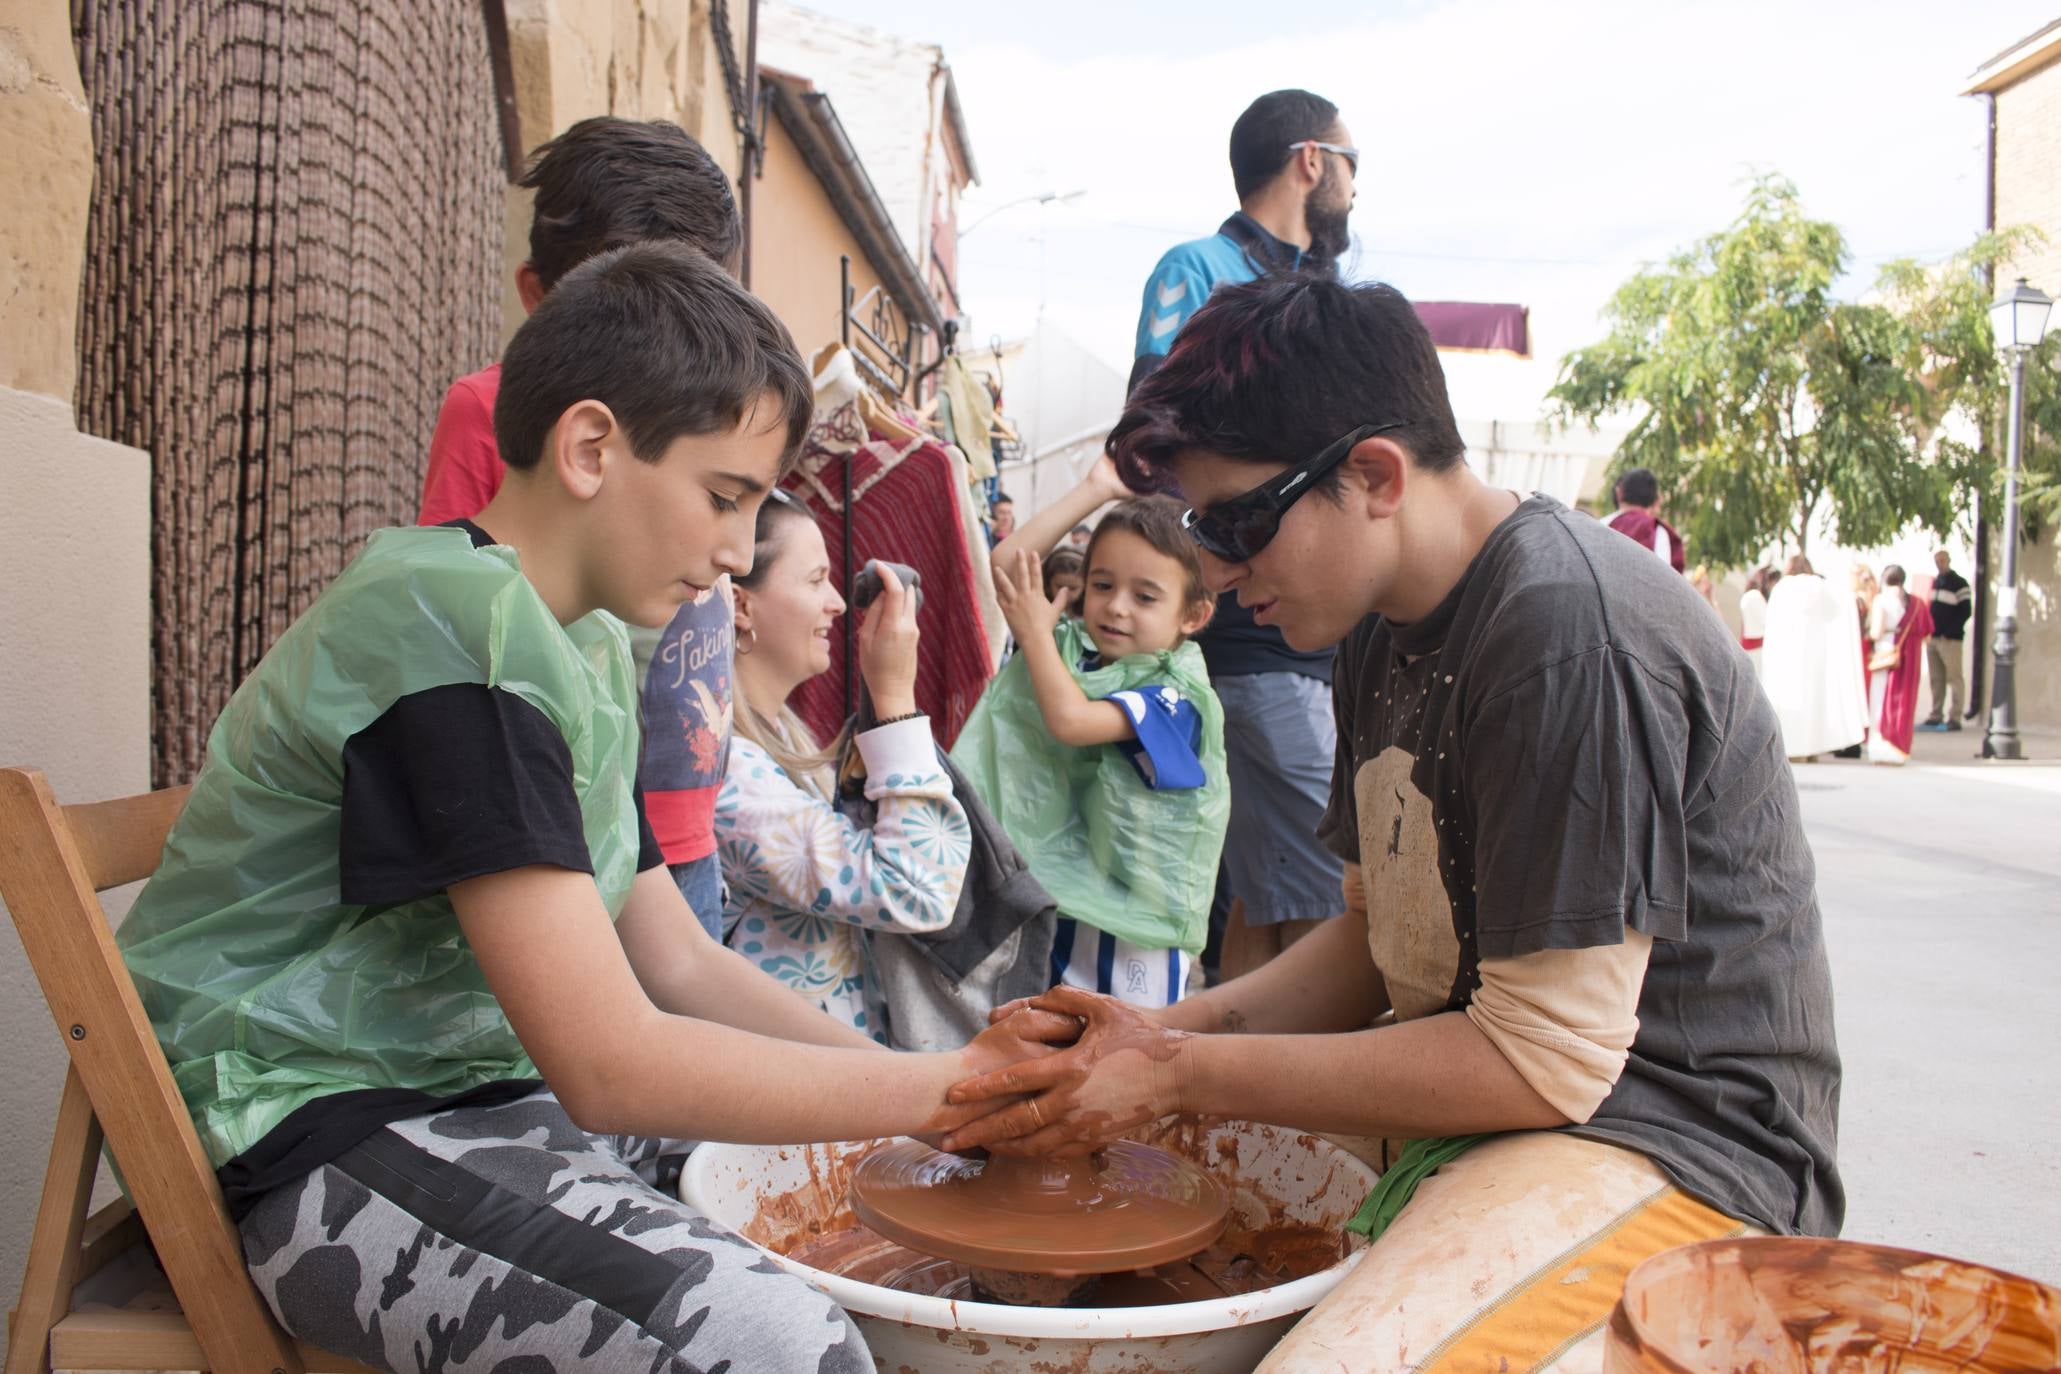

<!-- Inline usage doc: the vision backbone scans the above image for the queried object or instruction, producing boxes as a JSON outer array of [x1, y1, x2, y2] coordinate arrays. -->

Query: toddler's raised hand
[[995, 549, 1069, 646]]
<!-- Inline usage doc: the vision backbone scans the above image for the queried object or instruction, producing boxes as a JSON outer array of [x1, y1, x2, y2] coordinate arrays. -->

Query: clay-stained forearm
[[1178, 1011, 1570, 1140], [579, 1012, 967, 1144], [453, 863, 963, 1144], [1159, 902, 1386, 1035]]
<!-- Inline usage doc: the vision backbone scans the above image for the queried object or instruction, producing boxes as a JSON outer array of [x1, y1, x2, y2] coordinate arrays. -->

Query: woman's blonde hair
[[732, 491, 845, 799]]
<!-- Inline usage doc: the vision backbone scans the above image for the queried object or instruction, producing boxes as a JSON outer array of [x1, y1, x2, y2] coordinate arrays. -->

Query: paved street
[[1794, 726, 2061, 1283]]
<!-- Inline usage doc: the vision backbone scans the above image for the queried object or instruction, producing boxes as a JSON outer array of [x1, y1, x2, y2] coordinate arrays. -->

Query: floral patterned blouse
[[714, 716, 971, 1039]]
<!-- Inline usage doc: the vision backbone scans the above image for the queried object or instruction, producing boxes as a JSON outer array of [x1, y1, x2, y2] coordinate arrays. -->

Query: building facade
[[1966, 21, 2061, 736]]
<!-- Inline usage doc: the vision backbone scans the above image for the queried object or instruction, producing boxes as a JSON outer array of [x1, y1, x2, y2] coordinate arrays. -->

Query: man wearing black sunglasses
[[954, 273, 1841, 1368], [1129, 88, 1360, 985]]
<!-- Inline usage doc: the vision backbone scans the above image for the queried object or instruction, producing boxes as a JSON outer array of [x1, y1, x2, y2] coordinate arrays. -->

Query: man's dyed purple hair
[[1108, 274, 1465, 493]]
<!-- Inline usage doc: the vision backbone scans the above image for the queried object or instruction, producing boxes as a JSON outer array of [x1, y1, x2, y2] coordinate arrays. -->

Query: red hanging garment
[[783, 405, 994, 749]]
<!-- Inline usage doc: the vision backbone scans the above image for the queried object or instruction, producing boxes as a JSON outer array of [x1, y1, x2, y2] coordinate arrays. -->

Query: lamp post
[[1983, 277, 2053, 761], [957, 188, 1086, 237]]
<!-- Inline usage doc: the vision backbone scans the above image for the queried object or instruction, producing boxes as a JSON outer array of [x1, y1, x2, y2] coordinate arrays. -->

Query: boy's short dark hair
[[1085, 495, 1212, 611], [1109, 275, 1465, 492], [1616, 467, 1660, 508], [992, 493, 1014, 506], [1230, 90, 1340, 200], [496, 242, 812, 472], [521, 117, 741, 288]]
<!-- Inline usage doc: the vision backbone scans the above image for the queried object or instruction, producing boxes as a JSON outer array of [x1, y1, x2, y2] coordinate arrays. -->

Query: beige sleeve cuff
[[1341, 863, 1367, 920], [1465, 931, 1653, 1124]]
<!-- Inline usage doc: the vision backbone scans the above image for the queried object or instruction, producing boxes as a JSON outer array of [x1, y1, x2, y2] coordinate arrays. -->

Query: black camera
[[850, 559, 924, 612]]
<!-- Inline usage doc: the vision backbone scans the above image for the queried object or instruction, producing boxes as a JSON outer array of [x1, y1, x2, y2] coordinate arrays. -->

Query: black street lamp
[[1983, 277, 2053, 761]]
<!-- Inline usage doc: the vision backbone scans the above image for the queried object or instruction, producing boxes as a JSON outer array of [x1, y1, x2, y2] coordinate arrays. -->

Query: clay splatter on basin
[[687, 1119, 1379, 1374]]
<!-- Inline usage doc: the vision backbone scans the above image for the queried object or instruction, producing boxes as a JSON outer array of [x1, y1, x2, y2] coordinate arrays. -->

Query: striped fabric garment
[[1048, 916, 1191, 1010], [783, 422, 994, 750]]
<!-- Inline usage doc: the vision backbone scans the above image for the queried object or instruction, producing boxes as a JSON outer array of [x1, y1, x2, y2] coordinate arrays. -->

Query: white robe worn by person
[[1761, 572, 1868, 758], [1738, 587, 1768, 673]]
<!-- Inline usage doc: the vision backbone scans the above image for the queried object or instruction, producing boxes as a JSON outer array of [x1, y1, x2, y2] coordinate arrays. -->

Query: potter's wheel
[[849, 1140, 1231, 1278]]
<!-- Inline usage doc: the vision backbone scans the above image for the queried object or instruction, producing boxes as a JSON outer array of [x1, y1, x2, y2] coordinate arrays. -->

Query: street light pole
[[1983, 276, 2052, 761], [958, 188, 1086, 238], [1985, 346, 2027, 760]]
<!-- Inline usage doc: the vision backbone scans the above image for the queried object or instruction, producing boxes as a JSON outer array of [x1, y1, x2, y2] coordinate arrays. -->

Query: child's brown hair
[[1083, 495, 1213, 613], [1042, 546, 1085, 600]]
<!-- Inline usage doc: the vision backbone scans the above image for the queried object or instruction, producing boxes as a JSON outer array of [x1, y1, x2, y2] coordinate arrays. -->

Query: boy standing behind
[[419, 117, 740, 935]]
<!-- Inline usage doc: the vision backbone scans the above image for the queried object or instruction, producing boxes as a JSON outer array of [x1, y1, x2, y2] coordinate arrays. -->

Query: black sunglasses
[[1180, 422, 1404, 563]]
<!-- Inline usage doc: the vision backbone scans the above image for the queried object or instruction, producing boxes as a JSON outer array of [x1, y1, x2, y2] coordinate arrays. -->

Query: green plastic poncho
[[117, 526, 643, 1168], [949, 619, 1227, 953]]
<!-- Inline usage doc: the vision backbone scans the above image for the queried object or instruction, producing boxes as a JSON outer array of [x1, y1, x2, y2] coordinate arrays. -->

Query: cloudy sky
[[799, 0, 2052, 423]]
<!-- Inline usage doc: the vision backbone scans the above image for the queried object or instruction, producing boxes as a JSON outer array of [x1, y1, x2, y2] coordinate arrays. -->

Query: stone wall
[[497, 0, 750, 339], [1990, 53, 2061, 735], [0, 10, 92, 401], [0, 6, 155, 1307]]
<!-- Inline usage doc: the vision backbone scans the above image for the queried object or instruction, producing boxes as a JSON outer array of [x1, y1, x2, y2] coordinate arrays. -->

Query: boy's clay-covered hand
[[912, 1005, 1081, 1154], [994, 549, 1070, 646], [940, 986, 1193, 1157], [856, 561, 920, 718]]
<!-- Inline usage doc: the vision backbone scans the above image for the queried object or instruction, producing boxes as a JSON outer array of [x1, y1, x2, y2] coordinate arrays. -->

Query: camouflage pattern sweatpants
[[237, 1089, 870, 1373]]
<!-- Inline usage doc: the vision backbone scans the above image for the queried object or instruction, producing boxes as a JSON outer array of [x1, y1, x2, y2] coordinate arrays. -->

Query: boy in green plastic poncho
[[952, 471, 1229, 1009], [113, 243, 1056, 1374]]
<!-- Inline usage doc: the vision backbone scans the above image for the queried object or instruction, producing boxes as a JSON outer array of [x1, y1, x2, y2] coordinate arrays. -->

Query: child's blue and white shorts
[[1049, 916, 1192, 1010]]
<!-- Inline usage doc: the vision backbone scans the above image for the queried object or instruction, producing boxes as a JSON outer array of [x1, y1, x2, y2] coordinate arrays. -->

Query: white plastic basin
[[681, 1119, 1377, 1373]]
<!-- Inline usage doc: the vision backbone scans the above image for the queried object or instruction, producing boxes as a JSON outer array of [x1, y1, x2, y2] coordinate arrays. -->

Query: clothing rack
[[836, 255, 927, 716]]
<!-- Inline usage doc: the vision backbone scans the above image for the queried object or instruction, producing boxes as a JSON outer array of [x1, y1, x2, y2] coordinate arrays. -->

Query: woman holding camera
[[715, 491, 971, 1037]]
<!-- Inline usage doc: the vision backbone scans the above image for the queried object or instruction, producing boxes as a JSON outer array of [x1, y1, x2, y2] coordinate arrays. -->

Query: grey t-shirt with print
[[1317, 494, 1842, 1237]]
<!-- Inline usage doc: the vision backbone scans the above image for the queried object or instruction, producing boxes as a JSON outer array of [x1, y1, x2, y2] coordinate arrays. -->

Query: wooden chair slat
[[77, 1201, 144, 1286], [0, 767, 305, 1374], [62, 787, 189, 893], [50, 1311, 380, 1374], [3, 1067, 97, 1374]]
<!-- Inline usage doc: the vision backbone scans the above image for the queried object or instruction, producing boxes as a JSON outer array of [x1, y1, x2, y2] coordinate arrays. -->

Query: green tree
[[1876, 233, 2061, 535], [1548, 175, 1955, 567]]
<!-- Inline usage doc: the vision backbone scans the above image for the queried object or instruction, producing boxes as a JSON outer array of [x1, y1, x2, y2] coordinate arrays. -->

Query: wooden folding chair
[[0, 766, 375, 1374]]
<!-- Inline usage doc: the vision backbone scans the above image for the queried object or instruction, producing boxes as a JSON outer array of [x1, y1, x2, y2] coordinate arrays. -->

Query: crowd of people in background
[[1713, 549, 1973, 767], [1598, 468, 1977, 769]]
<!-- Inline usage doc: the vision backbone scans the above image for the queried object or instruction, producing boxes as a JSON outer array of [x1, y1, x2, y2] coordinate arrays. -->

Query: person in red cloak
[[1603, 467, 1685, 573], [1868, 564, 1935, 765]]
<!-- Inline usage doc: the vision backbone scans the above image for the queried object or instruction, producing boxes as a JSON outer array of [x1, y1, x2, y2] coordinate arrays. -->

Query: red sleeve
[[417, 376, 504, 526]]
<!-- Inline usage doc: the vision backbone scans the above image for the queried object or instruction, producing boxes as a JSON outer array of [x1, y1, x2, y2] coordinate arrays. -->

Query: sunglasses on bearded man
[[1180, 422, 1405, 564]]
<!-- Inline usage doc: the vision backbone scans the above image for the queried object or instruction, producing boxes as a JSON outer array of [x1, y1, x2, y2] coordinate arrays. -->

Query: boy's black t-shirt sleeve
[[340, 681, 660, 905]]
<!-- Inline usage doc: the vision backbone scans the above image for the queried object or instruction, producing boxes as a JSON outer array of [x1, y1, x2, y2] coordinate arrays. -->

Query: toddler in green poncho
[[952, 487, 1229, 1009]]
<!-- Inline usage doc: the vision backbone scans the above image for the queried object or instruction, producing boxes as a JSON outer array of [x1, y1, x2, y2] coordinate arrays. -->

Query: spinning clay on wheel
[[848, 1139, 1231, 1299]]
